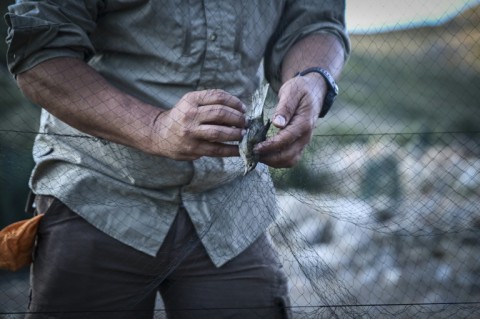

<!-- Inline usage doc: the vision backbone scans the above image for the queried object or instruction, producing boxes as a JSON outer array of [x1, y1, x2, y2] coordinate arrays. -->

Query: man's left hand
[[254, 73, 326, 168]]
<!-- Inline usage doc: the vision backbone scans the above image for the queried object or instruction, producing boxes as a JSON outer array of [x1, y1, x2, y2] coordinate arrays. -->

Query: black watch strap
[[295, 67, 339, 118]]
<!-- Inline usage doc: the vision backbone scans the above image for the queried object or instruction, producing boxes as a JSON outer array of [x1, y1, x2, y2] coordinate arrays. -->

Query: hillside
[[334, 4, 480, 136], [349, 4, 480, 72]]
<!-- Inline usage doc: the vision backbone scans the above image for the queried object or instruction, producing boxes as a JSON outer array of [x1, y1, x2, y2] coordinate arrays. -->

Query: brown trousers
[[26, 196, 291, 319]]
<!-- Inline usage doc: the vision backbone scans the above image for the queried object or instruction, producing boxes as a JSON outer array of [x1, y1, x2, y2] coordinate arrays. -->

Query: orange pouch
[[0, 214, 44, 271]]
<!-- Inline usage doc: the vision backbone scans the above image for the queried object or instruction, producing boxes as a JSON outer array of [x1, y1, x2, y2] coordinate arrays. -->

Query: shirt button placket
[[198, 30, 219, 91]]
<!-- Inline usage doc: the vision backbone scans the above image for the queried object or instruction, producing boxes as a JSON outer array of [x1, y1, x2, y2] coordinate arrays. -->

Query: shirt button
[[209, 33, 217, 41]]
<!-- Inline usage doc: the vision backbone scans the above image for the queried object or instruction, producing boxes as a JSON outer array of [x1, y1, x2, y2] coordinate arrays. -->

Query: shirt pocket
[[100, 0, 192, 57], [236, 2, 283, 68], [153, 0, 192, 57]]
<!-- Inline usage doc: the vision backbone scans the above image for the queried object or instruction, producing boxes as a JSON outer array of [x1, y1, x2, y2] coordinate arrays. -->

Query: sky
[[346, 0, 480, 33]]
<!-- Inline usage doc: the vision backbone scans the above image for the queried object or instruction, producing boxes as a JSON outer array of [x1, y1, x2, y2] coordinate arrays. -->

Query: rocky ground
[[269, 137, 480, 318]]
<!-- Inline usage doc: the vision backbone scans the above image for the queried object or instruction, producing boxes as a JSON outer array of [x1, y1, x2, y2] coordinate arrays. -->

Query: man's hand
[[254, 32, 346, 168], [254, 74, 326, 168], [149, 90, 247, 160]]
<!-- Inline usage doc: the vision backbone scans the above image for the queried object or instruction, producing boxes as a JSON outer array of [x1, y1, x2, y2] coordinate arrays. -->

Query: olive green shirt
[[6, 0, 349, 266]]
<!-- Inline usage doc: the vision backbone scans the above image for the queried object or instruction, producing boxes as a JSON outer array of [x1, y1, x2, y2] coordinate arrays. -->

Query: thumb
[[272, 81, 300, 128]]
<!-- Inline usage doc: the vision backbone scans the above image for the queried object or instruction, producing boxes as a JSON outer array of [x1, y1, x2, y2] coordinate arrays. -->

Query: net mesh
[[1, 1, 480, 318]]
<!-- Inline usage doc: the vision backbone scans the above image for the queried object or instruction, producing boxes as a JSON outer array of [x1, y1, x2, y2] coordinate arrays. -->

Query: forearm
[[17, 57, 162, 154], [281, 33, 346, 84], [17, 57, 248, 161]]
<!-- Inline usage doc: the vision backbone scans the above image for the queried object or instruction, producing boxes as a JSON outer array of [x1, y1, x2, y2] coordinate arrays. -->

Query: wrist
[[295, 67, 339, 118], [301, 73, 326, 118], [304, 72, 328, 95]]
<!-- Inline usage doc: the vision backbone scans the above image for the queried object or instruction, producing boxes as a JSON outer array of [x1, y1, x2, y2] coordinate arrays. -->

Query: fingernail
[[241, 103, 247, 112], [274, 115, 286, 127], [241, 129, 247, 136]]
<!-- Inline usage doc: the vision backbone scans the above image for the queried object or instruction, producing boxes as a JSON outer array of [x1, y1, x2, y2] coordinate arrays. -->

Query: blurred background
[[1, 1, 480, 318]]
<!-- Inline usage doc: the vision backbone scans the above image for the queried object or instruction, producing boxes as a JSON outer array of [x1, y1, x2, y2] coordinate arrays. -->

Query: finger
[[195, 89, 246, 113], [255, 127, 298, 154], [255, 114, 311, 155], [196, 104, 247, 128], [195, 124, 245, 143], [272, 80, 304, 128]]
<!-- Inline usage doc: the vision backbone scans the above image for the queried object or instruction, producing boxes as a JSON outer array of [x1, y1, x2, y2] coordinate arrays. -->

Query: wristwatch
[[296, 67, 339, 118]]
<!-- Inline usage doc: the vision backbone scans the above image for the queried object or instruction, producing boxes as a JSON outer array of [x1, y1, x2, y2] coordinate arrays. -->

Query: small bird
[[239, 83, 271, 175]]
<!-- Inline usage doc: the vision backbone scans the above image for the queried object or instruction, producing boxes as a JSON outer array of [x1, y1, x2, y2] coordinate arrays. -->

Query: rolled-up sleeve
[[5, 1, 105, 76], [264, 0, 350, 91]]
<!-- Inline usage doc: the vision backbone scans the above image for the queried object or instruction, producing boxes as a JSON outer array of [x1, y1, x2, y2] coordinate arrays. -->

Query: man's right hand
[[17, 58, 247, 161], [148, 90, 247, 160]]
